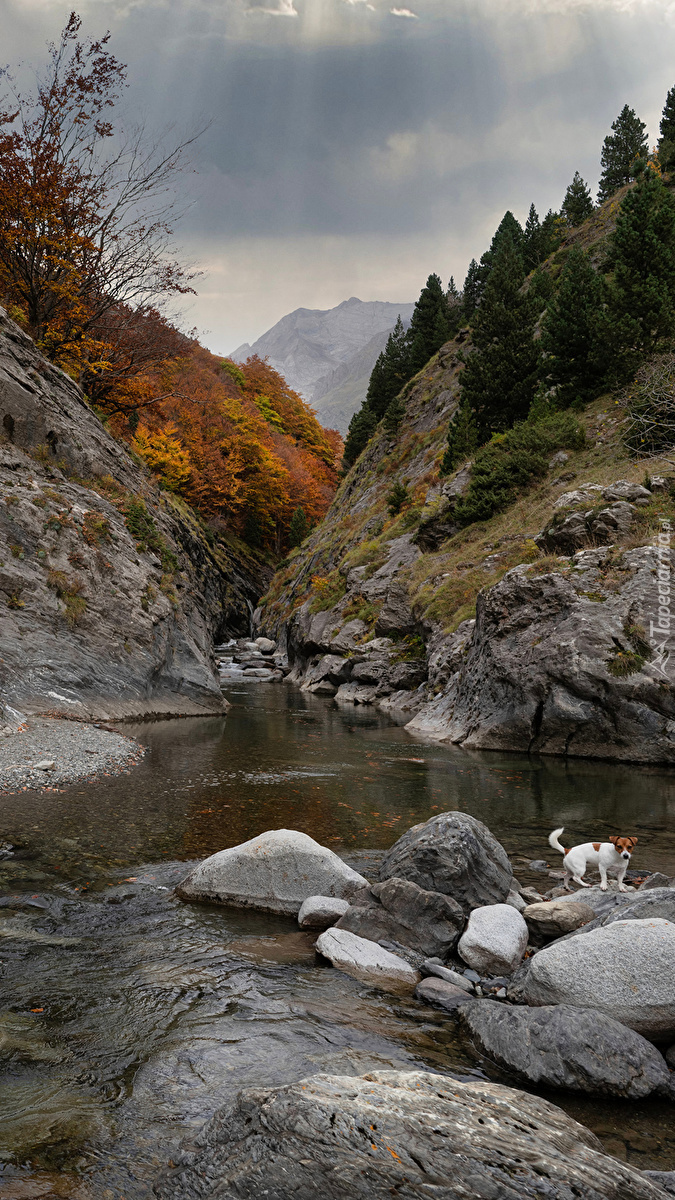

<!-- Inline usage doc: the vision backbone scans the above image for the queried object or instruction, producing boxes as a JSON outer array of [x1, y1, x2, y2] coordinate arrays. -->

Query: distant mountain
[[231, 297, 415, 433]]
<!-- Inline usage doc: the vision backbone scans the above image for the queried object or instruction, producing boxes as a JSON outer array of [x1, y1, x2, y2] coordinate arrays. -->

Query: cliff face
[[0, 308, 267, 720], [259, 328, 675, 764]]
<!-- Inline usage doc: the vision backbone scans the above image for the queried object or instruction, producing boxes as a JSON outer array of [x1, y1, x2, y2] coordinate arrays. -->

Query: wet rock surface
[[378, 810, 513, 915], [155, 1069, 670, 1200], [456, 1003, 673, 1099], [458, 902, 529, 975], [315, 927, 420, 988]]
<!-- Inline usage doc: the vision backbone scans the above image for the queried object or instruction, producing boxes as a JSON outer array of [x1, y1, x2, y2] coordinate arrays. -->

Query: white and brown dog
[[548, 827, 637, 892]]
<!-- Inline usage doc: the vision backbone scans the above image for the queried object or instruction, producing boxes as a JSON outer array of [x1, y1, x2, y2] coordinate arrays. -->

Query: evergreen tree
[[406, 273, 450, 371], [383, 393, 405, 435], [658, 85, 675, 175], [342, 406, 378, 468], [597, 105, 648, 202], [446, 275, 463, 334], [561, 171, 594, 226], [540, 246, 608, 407], [439, 398, 479, 475], [524, 204, 542, 272], [288, 506, 309, 548], [606, 160, 675, 375], [459, 241, 540, 439], [462, 259, 482, 319], [365, 315, 411, 419], [462, 211, 525, 317]]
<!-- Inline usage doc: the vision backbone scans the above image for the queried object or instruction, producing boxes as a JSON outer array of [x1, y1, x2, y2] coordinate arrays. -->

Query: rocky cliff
[[0, 308, 267, 720], [258, 319, 675, 763]]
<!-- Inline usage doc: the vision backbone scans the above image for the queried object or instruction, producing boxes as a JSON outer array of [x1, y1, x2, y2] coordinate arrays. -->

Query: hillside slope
[[258, 212, 675, 764], [232, 297, 415, 425], [0, 308, 267, 721]]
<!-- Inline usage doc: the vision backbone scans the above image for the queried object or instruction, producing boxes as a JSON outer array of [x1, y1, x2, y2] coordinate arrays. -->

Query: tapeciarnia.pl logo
[[650, 518, 672, 679]]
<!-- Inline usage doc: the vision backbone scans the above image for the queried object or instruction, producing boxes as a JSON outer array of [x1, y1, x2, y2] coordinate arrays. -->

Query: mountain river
[[1, 681, 674, 1197]]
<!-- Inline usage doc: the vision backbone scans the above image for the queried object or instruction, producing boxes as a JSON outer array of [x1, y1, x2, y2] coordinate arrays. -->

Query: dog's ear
[[609, 836, 618, 845], [629, 837, 638, 847]]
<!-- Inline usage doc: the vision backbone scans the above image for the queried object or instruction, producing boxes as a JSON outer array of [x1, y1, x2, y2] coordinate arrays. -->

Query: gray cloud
[[3, 0, 675, 351]]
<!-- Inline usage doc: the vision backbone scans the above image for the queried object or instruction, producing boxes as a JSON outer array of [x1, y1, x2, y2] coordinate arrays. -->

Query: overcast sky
[[4, 0, 675, 353]]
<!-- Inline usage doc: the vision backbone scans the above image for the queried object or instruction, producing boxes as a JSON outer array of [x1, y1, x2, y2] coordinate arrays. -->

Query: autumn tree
[[0, 13, 199, 371]]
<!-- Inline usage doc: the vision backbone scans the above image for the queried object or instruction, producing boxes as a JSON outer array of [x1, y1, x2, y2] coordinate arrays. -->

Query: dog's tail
[[548, 827, 567, 856]]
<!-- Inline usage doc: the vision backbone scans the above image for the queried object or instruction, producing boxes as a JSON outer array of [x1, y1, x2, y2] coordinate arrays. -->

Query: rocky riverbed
[[0, 713, 143, 794]]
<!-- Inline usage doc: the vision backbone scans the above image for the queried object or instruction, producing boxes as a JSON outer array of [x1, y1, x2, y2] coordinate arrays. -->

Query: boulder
[[644, 1174, 675, 1197], [523, 899, 596, 942], [514, 919, 675, 1039], [414, 976, 474, 1013], [315, 928, 419, 990], [298, 895, 350, 930], [458, 904, 529, 976], [421, 960, 474, 991], [155, 1069, 670, 1200], [456, 1003, 672, 1098], [255, 637, 276, 653], [378, 810, 513, 915], [335, 876, 464, 958], [639, 873, 673, 890], [557, 889, 675, 941], [175, 830, 368, 915], [666, 1044, 675, 1069], [505, 888, 527, 912]]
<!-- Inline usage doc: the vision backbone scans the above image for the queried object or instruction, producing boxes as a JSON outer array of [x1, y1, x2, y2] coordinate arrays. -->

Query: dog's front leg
[[599, 865, 609, 892], [616, 863, 629, 892]]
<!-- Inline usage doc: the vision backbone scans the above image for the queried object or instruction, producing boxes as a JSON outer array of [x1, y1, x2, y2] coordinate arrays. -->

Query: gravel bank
[[0, 716, 144, 793]]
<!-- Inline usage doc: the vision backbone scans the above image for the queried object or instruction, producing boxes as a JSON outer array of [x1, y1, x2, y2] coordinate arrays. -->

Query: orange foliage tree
[[118, 347, 341, 552]]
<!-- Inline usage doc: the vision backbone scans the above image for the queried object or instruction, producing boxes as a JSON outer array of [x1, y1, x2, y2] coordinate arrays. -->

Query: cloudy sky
[[4, 0, 675, 353]]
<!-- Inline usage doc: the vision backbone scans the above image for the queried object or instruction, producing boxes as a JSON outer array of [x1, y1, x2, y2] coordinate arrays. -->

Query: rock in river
[[456, 1003, 672, 1098], [155, 1069, 669, 1200], [513, 918, 675, 1039], [315, 927, 419, 990], [298, 895, 350, 930], [458, 903, 528, 975], [378, 810, 513, 915], [523, 899, 596, 942], [335, 876, 464, 958], [175, 829, 368, 916]]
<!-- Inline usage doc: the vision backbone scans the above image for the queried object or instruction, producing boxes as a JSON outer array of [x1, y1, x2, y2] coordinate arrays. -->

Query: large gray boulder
[[155, 1069, 669, 1200], [335, 876, 464, 958], [378, 811, 513, 915], [514, 919, 675, 1039], [458, 903, 529, 975], [456, 1003, 672, 1098], [315, 928, 419, 990], [175, 830, 368, 915], [553, 889, 675, 942], [524, 899, 596, 943]]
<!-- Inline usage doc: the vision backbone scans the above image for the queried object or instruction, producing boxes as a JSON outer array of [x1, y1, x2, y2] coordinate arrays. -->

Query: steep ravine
[[258, 333, 675, 764], [0, 308, 268, 720]]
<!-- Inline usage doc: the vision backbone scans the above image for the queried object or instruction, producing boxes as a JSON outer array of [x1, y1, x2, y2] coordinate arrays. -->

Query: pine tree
[[342, 406, 378, 468], [462, 259, 482, 319], [597, 105, 648, 202], [561, 171, 594, 226], [607, 160, 675, 374], [365, 316, 411, 419], [446, 275, 463, 335], [524, 204, 542, 272], [658, 85, 675, 175], [288, 506, 309, 548], [439, 398, 479, 475], [540, 246, 608, 407], [462, 212, 525, 317], [406, 273, 450, 371], [459, 240, 540, 439]]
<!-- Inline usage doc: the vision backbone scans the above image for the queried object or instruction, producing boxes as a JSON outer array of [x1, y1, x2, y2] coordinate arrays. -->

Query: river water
[[1, 682, 674, 1197]]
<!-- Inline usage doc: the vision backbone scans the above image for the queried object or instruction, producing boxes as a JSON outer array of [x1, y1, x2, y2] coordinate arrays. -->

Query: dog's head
[[609, 835, 638, 861]]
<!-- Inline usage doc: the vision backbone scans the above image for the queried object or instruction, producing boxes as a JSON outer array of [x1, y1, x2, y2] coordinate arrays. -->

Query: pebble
[[0, 716, 143, 793]]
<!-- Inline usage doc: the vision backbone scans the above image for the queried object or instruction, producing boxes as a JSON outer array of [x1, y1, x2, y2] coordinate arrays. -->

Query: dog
[[548, 827, 637, 892]]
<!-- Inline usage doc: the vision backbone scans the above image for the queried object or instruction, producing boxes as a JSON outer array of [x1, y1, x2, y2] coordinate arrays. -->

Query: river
[[1, 682, 674, 1197]]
